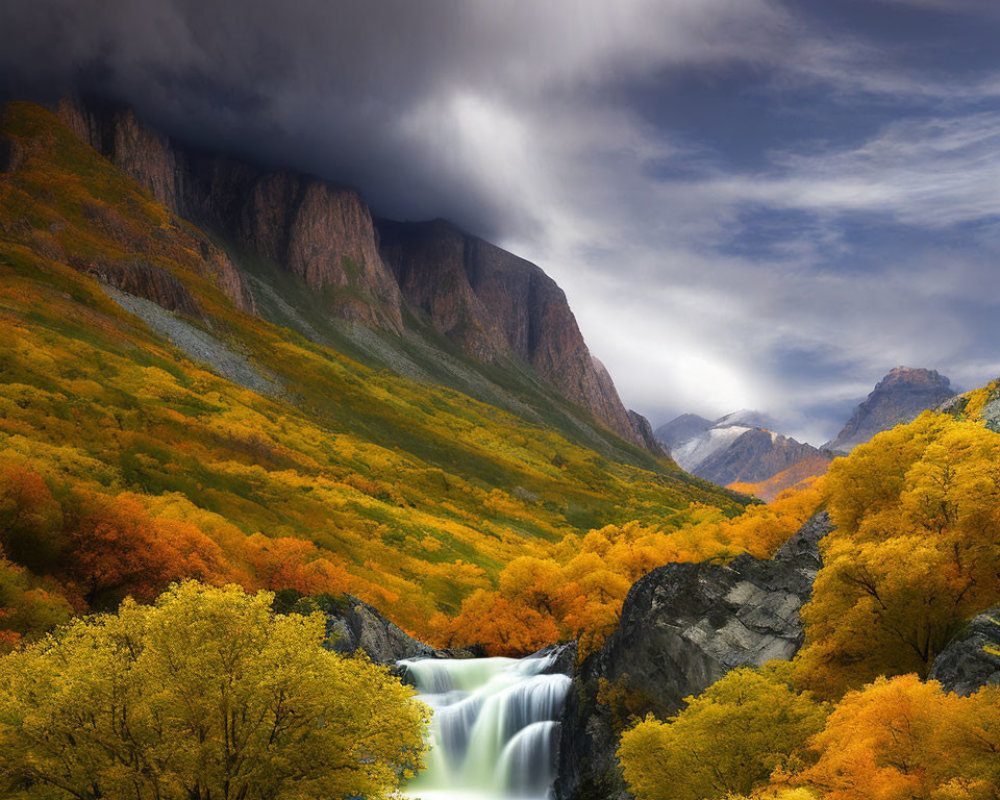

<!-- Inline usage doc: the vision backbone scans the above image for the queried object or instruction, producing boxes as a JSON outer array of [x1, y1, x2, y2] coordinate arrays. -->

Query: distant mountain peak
[[654, 410, 829, 492], [714, 409, 776, 430], [826, 366, 954, 453]]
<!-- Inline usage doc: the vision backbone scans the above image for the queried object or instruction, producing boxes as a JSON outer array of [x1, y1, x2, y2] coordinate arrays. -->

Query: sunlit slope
[[0, 103, 745, 635]]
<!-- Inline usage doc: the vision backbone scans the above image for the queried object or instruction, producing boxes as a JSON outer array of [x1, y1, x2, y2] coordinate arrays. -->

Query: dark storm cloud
[[3, 0, 1000, 443], [0, 0, 790, 238]]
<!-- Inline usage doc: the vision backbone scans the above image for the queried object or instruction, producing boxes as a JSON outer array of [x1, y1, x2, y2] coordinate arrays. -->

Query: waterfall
[[400, 655, 571, 800]]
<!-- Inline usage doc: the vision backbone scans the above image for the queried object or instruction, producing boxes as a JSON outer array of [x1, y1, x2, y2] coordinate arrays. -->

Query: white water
[[400, 655, 571, 800]]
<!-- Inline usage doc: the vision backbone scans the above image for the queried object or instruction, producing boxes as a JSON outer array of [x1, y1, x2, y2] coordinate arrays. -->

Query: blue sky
[[3, 0, 1000, 443]]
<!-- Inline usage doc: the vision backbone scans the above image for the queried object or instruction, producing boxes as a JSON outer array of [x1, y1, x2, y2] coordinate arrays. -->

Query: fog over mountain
[[4, 0, 1000, 444]]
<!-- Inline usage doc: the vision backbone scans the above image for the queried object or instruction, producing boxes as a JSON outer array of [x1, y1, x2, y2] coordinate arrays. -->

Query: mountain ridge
[[655, 366, 957, 501], [54, 96, 655, 452]]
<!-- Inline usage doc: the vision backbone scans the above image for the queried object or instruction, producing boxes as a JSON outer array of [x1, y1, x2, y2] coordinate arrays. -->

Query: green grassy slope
[[0, 102, 745, 638]]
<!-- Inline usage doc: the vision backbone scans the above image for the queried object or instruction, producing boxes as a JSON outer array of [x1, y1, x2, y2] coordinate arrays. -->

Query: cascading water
[[399, 655, 571, 800]]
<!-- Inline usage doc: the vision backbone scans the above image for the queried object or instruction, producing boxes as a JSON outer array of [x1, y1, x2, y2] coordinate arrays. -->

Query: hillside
[[54, 97, 659, 454], [0, 101, 745, 646]]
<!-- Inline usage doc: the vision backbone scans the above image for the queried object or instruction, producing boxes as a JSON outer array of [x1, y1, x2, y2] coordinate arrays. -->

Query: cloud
[[504, 105, 1000, 442]]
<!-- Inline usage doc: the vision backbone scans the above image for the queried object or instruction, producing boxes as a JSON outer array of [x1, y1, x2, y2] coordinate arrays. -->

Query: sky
[[3, 0, 1000, 445]]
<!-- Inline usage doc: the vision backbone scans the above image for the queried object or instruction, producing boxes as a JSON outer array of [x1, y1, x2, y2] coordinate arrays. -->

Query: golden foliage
[[617, 664, 828, 800], [0, 581, 429, 800], [796, 413, 1000, 696]]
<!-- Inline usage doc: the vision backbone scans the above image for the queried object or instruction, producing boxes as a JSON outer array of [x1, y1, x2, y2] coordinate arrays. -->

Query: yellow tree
[[0, 581, 428, 800], [798, 414, 1000, 695], [618, 665, 827, 800], [794, 675, 985, 800]]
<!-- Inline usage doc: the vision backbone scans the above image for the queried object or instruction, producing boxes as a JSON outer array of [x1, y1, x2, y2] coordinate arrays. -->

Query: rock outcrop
[[54, 99, 256, 315], [326, 595, 437, 664], [826, 366, 955, 453], [627, 410, 666, 458], [556, 512, 831, 800], [940, 378, 1000, 433], [56, 98, 402, 332], [79, 258, 200, 317], [532, 642, 580, 676], [325, 595, 484, 664], [929, 606, 1000, 696], [377, 219, 647, 448]]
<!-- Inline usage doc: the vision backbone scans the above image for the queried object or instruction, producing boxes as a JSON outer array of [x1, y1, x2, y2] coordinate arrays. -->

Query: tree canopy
[[617, 665, 827, 800], [0, 581, 429, 800]]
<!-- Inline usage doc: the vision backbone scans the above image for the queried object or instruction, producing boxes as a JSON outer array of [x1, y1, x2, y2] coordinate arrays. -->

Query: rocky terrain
[[54, 97, 655, 452], [377, 219, 644, 446], [929, 606, 1000, 696], [324, 595, 486, 664], [826, 366, 955, 453], [556, 512, 832, 800]]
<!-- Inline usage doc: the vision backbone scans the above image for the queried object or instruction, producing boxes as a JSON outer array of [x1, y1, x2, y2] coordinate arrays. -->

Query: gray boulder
[[325, 594, 483, 664], [556, 512, 830, 800], [929, 606, 1000, 696], [530, 641, 579, 675]]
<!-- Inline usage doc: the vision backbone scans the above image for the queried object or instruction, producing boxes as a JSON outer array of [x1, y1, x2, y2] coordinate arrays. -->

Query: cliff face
[[627, 410, 666, 457], [557, 512, 831, 800], [193, 163, 404, 332], [56, 97, 652, 451], [929, 606, 1000, 697], [56, 99, 257, 315], [827, 366, 955, 453], [377, 219, 647, 448], [56, 98, 403, 332]]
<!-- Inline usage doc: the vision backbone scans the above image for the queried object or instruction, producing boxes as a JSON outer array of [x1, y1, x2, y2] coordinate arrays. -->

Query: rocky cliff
[[556, 512, 831, 800], [627, 410, 666, 457], [377, 219, 647, 447], [55, 98, 653, 452], [324, 595, 484, 664], [57, 98, 403, 332], [826, 366, 955, 453]]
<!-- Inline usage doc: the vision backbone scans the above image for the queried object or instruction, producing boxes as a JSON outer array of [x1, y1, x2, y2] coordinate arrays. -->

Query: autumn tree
[[797, 414, 1000, 695], [436, 588, 561, 656], [0, 581, 429, 800], [0, 460, 63, 571], [60, 491, 231, 606], [794, 674, 1000, 800], [618, 665, 827, 800], [0, 554, 72, 650]]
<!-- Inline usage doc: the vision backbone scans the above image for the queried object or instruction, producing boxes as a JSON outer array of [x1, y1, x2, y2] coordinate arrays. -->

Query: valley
[[1, 95, 999, 800]]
